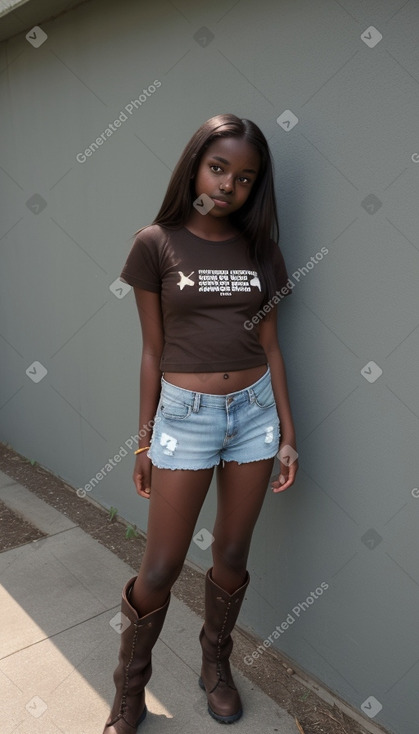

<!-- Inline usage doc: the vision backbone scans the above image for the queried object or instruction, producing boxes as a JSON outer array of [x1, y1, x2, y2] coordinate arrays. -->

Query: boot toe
[[207, 695, 243, 724], [199, 677, 242, 723]]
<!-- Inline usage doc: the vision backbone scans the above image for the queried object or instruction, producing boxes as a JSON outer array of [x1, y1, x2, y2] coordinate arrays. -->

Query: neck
[[185, 210, 237, 241]]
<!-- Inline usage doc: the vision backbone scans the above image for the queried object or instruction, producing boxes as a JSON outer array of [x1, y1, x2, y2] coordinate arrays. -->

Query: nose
[[219, 176, 234, 193]]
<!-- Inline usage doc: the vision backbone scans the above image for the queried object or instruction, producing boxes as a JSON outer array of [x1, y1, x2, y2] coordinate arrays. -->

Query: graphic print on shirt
[[195, 269, 261, 296], [177, 269, 261, 296], [177, 271, 195, 290], [198, 270, 262, 296]]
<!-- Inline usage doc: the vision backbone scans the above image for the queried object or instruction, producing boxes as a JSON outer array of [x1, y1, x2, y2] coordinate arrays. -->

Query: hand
[[133, 453, 152, 499], [271, 439, 298, 493]]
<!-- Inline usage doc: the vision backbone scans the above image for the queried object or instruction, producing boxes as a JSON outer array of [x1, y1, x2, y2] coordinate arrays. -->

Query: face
[[193, 136, 261, 217]]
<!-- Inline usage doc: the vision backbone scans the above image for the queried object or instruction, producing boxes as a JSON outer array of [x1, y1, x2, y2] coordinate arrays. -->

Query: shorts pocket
[[254, 380, 276, 409], [159, 393, 192, 420]]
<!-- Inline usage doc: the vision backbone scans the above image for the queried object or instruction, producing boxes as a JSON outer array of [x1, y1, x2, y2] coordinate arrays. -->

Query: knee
[[212, 540, 248, 574], [142, 558, 182, 594]]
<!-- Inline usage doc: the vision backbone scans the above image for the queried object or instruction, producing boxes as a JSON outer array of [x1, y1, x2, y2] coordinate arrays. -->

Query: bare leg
[[211, 458, 274, 593], [131, 467, 214, 615]]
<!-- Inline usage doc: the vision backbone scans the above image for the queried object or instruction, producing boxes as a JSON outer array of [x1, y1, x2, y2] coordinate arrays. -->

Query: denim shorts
[[148, 367, 280, 470]]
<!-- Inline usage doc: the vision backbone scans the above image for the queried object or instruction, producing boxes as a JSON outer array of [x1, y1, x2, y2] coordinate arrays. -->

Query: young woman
[[103, 114, 298, 733]]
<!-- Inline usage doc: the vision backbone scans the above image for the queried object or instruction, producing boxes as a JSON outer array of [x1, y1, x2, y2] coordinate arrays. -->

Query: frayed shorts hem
[[149, 450, 278, 471], [149, 456, 220, 471]]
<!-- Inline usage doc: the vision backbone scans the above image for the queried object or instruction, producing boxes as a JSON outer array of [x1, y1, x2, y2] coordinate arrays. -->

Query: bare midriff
[[163, 364, 267, 395]]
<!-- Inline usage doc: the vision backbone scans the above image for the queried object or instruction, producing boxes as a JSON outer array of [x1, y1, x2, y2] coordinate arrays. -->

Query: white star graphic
[[177, 271, 195, 290]]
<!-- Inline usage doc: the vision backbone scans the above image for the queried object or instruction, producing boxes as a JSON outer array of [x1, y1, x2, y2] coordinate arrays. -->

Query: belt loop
[[248, 387, 255, 404], [193, 392, 200, 412]]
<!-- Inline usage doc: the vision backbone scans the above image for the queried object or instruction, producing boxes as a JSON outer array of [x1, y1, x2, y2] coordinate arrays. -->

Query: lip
[[211, 197, 231, 207]]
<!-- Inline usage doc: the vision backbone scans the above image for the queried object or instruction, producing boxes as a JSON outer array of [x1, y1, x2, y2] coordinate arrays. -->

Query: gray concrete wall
[[1, 1, 418, 732]]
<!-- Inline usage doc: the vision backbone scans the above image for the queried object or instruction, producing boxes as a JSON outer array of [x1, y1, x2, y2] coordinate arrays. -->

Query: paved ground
[[0, 469, 300, 734]]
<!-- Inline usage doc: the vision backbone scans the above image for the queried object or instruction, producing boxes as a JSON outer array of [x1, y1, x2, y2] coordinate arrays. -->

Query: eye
[[209, 164, 223, 173], [238, 176, 251, 184]]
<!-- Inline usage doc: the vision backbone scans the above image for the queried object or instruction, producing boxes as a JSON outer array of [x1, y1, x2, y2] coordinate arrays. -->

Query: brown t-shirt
[[120, 225, 290, 372]]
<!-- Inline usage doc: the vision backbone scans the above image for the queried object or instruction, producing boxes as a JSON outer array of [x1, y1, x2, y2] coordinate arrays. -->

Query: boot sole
[[198, 677, 243, 724]]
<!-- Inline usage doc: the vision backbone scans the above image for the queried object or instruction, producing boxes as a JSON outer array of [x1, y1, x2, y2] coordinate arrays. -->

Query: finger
[[133, 466, 152, 498], [137, 487, 151, 500], [280, 458, 298, 481], [133, 473, 146, 494], [287, 461, 298, 483], [134, 475, 150, 497], [273, 464, 298, 492], [271, 477, 286, 492], [273, 481, 291, 492], [136, 480, 151, 497]]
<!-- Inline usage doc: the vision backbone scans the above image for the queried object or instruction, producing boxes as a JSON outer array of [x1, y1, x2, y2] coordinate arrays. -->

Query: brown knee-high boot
[[199, 568, 250, 724], [103, 577, 170, 733]]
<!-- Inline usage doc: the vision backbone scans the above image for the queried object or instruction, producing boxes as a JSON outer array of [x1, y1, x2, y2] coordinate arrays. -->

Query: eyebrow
[[210, 155, 257, 174]]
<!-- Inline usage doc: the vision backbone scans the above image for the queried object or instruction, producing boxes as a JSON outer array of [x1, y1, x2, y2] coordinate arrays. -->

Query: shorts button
[[227, 397, 233, 405]]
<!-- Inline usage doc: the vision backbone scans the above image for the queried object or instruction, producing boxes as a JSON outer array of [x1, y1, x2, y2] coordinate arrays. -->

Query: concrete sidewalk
[[0, 469, 299, 734]]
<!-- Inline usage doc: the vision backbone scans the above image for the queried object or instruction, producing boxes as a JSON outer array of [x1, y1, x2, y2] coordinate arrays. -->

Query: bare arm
[[258, 306, 298, 492], [132, 288, 164, 497]]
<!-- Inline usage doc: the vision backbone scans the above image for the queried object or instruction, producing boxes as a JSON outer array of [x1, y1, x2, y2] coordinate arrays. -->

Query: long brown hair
[[152, 114, 281, 302]]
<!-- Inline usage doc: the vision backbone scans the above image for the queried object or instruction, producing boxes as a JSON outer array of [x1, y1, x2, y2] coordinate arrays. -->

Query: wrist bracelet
[[134, 446, 150, 455]]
